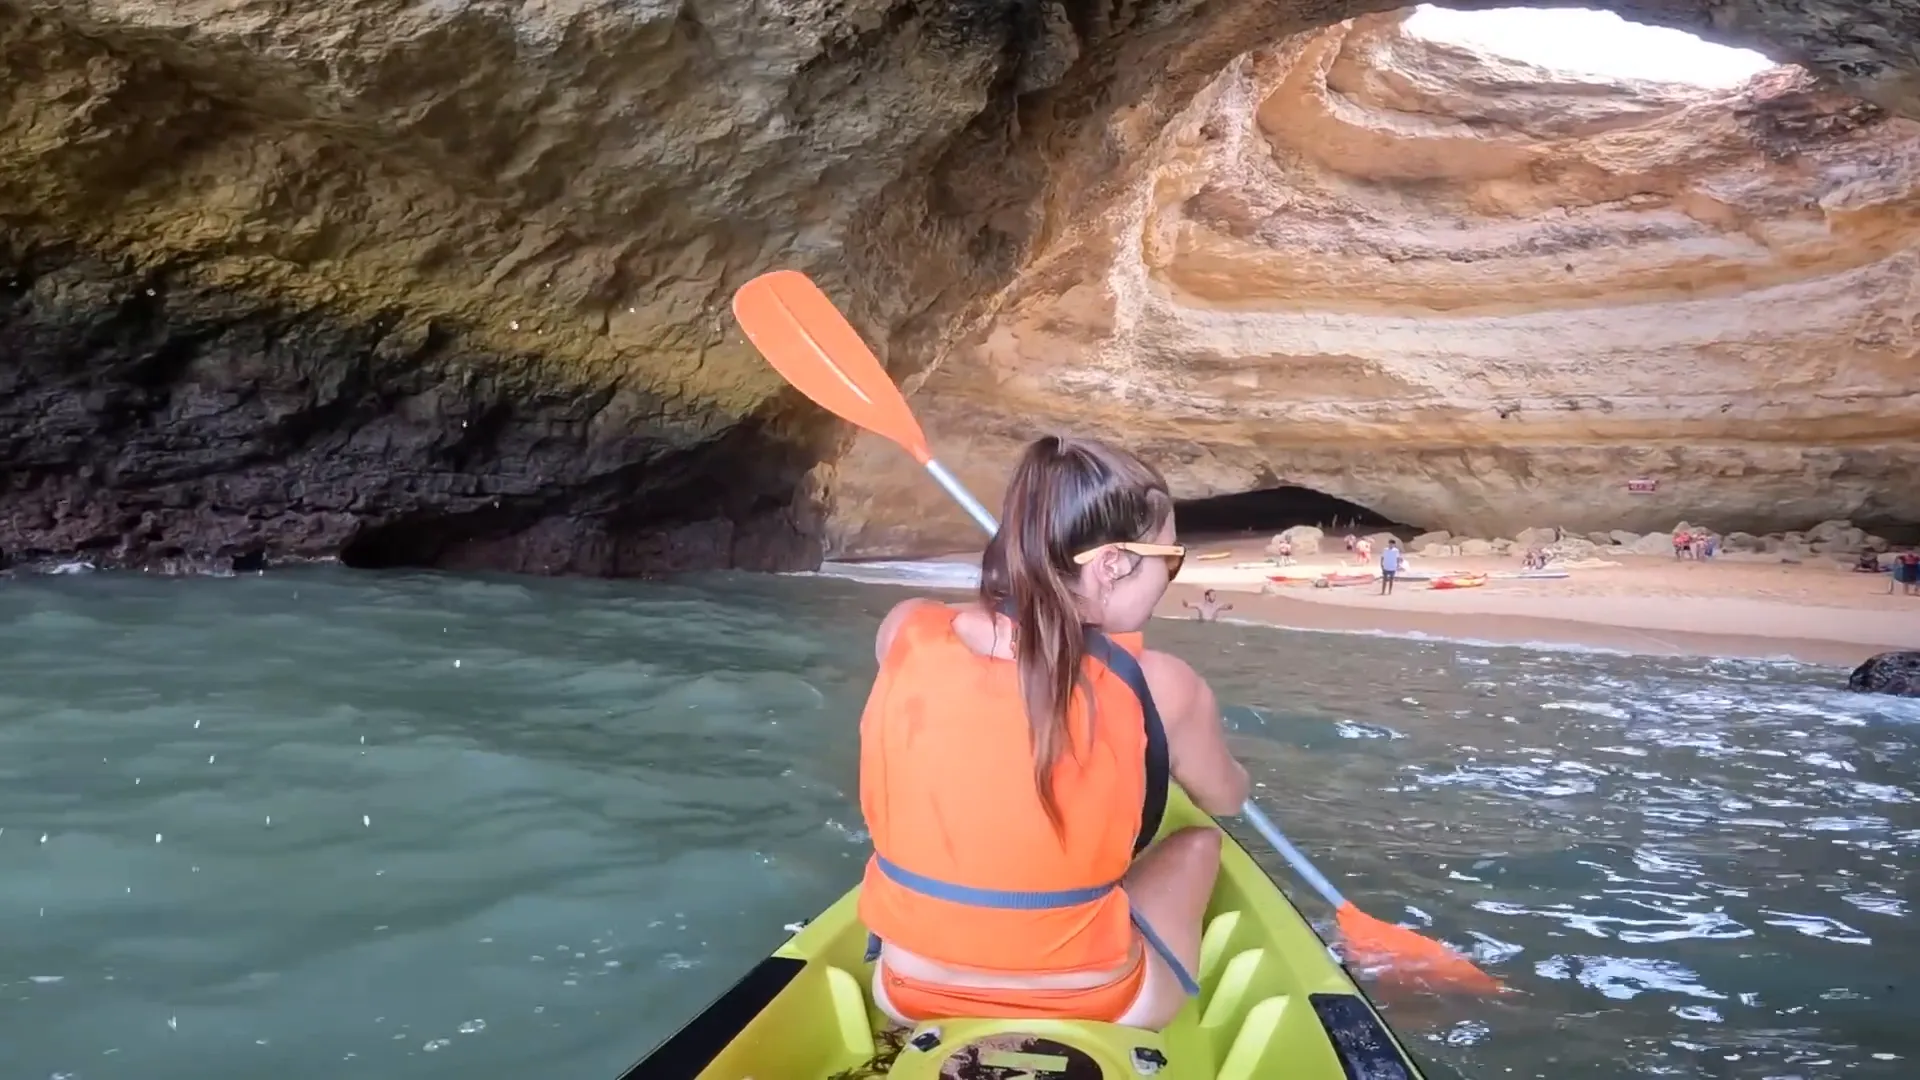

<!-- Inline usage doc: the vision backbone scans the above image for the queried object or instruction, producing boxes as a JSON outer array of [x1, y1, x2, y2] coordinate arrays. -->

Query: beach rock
[[1864, 534, 1890, 552], [1629, 532, 1676, 557], [1551, 537, 1602, 560], [1273, 525, 1325, 556], [1808, 522, 1869, 552], [1411, 530, 1453, 549], [1417, 542, 1455, 557], [6, 0, 1920, 571], [1489, 539, 1515, 555], [1363, 531, 1401, 551], [1847, 651, 1920, 698], [1458, 539, 1495, 556], [1723, 531, 1764, 552], [1586, 531, 1614, 547], [1515, 527, 1560, 549], [1609, 530, 1642, 547]]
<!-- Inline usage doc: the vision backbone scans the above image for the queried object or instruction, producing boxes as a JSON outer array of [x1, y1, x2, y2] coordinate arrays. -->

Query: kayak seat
[[882, 901, 1296, 1080], [882, 1017, 1172, 1080]]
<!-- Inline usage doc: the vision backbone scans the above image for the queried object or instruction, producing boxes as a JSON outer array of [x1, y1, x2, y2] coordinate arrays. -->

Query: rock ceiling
[[827, 13, 1920, 554], [1, 0, 1916, 571]]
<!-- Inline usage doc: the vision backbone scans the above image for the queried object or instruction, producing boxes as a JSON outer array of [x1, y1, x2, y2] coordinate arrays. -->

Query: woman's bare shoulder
[[874, 597, 967, 662], [1136, 648, 1207, 720]]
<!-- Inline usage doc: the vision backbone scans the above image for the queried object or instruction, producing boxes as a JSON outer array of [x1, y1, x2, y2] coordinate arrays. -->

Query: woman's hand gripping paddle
[[730, 268, 1503, 995]]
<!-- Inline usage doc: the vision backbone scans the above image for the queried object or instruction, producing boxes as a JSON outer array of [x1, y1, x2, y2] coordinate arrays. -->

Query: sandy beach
[[821, 533, 1916, 667], [1155, 533, 1915, 667]]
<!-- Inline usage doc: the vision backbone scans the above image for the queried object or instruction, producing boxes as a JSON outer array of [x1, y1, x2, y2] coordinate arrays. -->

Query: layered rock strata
[[3, 0, 1919, 572], [827, 15, 1920, 557]]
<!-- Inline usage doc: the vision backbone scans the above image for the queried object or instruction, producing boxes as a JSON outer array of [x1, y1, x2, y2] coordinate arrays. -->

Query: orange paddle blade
[[1335, 902, 1505, 995], [731, 270, 932, 464]]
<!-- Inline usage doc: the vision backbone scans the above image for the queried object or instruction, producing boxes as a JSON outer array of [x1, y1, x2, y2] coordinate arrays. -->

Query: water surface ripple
[[0, 569, 1913, 1079]]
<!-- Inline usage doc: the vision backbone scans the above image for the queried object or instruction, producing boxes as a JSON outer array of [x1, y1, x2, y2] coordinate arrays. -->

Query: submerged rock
[[1847, 652, 1920, 698]]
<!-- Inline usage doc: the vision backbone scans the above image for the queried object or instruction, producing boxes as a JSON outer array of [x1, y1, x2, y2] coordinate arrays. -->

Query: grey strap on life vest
[[1082, 628, 1170, 857], [865, 855, 1202, 997]]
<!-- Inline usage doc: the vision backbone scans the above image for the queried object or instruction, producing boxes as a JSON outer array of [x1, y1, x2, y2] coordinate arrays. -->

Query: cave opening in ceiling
[[1403, 5, 1779, 86], [1173, 486, 1422, 540]]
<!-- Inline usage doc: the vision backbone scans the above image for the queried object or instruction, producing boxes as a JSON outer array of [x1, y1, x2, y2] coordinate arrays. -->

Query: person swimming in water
[[1182, 588, 1234, 621], [855, 435, 1251, 1031]]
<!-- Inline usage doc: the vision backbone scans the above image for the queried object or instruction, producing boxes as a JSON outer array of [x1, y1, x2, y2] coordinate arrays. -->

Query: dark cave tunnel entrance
[[1173, 485, 1422, 541]]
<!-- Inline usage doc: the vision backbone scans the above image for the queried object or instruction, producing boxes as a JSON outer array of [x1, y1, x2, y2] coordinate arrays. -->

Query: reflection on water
[[0, 569, 1913, 1079]]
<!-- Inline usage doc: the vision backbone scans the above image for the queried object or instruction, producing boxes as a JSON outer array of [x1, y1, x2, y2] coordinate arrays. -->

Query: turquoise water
[[0, 568, 1914, 1078]]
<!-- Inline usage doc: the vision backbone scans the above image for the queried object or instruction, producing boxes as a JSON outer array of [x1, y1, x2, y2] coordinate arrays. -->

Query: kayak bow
[[624, 787, 1428, 1080]]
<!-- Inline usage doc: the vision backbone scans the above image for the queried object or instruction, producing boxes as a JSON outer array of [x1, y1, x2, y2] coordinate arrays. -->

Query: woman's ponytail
[[1003, 481, 1088, 835], [979, 435, 1172, 836]]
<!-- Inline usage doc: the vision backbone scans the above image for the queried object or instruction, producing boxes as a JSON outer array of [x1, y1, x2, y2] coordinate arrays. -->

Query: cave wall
[[2, 0, 1919, 571], [2, 0, 1344, 572], [826, 15, 1920, 555]]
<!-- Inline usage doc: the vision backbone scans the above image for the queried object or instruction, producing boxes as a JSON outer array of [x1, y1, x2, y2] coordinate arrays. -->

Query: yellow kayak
[[623, 788, 1428, 1080]]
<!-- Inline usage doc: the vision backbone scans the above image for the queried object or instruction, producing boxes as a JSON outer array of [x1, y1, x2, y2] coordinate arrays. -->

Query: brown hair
[[979, 435, 1175, 831]]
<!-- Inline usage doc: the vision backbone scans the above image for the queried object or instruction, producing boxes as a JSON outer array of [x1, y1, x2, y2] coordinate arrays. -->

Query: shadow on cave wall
[[0, 243, 826, 577], [1173, 485, 1423, 538]]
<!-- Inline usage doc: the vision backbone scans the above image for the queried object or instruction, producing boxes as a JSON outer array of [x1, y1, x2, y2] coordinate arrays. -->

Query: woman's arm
[[1138, 649, 1250, 816]]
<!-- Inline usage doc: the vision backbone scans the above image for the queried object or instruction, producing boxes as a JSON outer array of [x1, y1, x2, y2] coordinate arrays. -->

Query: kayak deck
[[623, 789, 1426, 1080]]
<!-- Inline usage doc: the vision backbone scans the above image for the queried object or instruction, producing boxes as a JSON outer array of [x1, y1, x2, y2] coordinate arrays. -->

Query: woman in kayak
[[857, 435, 1251, 1031]]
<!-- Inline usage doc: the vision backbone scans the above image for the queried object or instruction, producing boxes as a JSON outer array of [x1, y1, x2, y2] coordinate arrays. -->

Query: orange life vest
[[856, 604, 1162, 976]]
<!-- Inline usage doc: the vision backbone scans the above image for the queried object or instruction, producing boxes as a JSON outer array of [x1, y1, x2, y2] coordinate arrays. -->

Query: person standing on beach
[[1898, 549, 1920, 596], [1379, 540, 1401, 595]]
